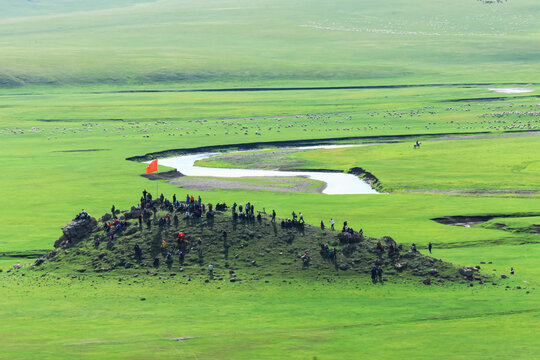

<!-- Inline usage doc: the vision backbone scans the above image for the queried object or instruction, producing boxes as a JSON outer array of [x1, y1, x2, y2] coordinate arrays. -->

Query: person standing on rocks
[[510, 267, 514, 275], [271, 210, 276, 222], [178, 251, 185, 265], [428, 242, 432, 254], [208, 264, 214, 279], [321, 220, 325, 230], [377, 266, 383, 284], [134, 244, 142, 260], [371, 266, 378, 284], [330, 219, 335, 230]]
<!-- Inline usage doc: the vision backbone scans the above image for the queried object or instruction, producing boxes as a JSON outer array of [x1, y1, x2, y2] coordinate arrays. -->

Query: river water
[[157, 145, 380, 195]]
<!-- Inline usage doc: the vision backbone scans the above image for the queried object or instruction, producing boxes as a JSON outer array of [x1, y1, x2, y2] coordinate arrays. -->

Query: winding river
[[157, 145, 381, 195]]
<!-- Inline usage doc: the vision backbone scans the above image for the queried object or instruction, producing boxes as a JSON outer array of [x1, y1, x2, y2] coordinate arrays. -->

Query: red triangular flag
[[146, 159, 158, 174]]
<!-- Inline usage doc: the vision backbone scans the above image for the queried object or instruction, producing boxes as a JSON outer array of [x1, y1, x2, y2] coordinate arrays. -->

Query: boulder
[[383, 236, 397, 248], [100, 213, 112, 222], [34, 258, 45, 267], [422, 278, 431, 285], [428, 268, 438, 276], [501, 274, 507, 279], [337, 231, 363, 244], [459, 267, 477, 279], [54, 217, 99, 248]]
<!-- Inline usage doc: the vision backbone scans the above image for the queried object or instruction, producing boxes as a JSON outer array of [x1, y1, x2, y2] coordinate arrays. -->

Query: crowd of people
[[95, 190, 401, 282]]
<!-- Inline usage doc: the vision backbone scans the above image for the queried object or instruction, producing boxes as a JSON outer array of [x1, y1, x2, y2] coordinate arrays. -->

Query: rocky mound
[[32, 194, 489, 285]]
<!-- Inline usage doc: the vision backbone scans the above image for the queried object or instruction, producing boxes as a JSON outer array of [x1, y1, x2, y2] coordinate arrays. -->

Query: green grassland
[[201, 136, 540, 191], [1, 0, 539, 86], [1, 0, 540, 358]]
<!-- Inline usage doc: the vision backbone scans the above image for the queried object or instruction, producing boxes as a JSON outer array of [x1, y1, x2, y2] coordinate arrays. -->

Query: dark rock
[[459, 267, 476, 278], [428, 268, 438, 276], [100, 213, 112, 222], [501, 274, 507, 279], [337, 231, 363, 244], [54, 217, 99, 248], [140, 298, 146, 301], [422, 278, 431, 285], [170, 273, 176, 276], [339, 264, 349, 271], [35, 258, 45, 266]]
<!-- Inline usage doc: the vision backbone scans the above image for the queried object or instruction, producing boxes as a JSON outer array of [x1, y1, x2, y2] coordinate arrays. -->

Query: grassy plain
[[1, 0, 539, 358], [1, 0, 539, 86], [201, 136, 540, 191]]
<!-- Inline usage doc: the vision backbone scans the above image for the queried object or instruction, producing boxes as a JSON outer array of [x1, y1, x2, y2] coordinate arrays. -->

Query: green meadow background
[[0, 0, 539, 358]]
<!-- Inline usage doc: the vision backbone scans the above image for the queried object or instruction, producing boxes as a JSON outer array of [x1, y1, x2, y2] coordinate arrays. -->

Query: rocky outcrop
[[459, 266, 478, 280], [348, 167, 382, 190], [54, 216, 98, 248], [141, 169, 184, 180], [337, 230, 363, 244]]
